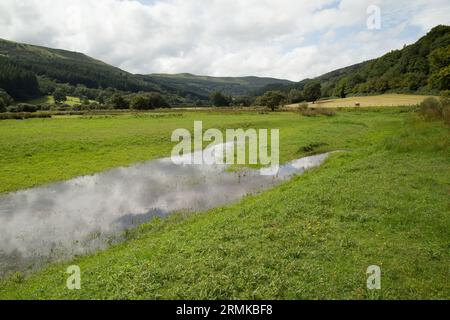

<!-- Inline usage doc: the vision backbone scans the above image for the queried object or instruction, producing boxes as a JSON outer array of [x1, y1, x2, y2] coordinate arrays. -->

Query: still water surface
[[0, 143, 331, 275]]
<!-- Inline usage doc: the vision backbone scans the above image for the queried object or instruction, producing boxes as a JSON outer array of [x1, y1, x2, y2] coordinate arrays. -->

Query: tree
[[210, 91, 231, 107], [81, 97, 91, 105], [429, 45, 450, 72], [420, 97, 442, 119], [38, 76, 57, 95], [429, 65, 450, 91], [147, 92, 169, 109], [96, 91, 110, 105], [334, 77, 349, 98], [287, 89, 304, 104], [130, 95, 148, 110], [428, 45, 450, 91], [74, 85, 89, 99], [375, 77, 390, 93], [321, 83, 335, 98], [403, 73, 427, 91], [259, 91, 285, 111], [303, 82, 322, 103], [0, 58, 39, 100], [130, 92, 169, 110], [0, 89, 13, 112], [0, 97, 6, 113], [232, 95, 254, 107], [53, 88, 67, 103], [108, 93, 129, 109], [6, 103, 38, 113]]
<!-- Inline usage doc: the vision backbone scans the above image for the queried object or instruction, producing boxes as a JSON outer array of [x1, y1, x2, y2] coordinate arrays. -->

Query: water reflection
[[0, 143, 330, 276]]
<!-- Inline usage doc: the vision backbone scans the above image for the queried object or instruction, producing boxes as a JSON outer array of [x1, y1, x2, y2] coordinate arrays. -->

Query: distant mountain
[[141, 73, 293, 99]]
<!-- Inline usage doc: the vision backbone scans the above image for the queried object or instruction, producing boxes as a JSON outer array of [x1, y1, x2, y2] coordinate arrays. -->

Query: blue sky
[[0, 0, 449, 80]]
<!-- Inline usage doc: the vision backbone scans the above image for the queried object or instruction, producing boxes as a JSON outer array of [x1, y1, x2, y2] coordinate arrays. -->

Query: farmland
[[0, 0, 449, 304], [0, 107, 449, 299], [286, 94, 436, 109]]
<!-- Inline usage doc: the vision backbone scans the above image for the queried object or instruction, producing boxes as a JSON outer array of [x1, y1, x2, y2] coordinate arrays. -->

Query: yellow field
[[286, 94, 435, 109]]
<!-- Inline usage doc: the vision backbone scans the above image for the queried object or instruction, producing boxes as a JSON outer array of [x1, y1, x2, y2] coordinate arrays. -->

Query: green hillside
[[260, 25, 450, 98], [143, 73, 293, 99], [0, 38, 161, 95], [319, 25, 449, 96], [0, 39, 292, 104]]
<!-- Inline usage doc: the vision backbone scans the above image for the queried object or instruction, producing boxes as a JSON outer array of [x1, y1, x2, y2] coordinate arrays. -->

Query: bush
[[21, 104, 38, 113], [443, 106, 450, 125], [0, 89, 13, 112], [258, 91, 285, 111], [53, 104, 72, 111], [53, 88, 67, 103], [298, 103, 308, 111], [0, 112, 51, 120], [6, 103, 38, 113], [441, 91, 450, 125], [6, 105, 19, 113], [419, 97, 442, 119], [300, 108, 336, 117], [73, 104, 93, 112], [37, 103, 52, 111], [232, 96, 254, 107]]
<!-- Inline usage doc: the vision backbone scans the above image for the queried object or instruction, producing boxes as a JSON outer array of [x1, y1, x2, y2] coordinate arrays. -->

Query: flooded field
[[0, 143, 331, 276]]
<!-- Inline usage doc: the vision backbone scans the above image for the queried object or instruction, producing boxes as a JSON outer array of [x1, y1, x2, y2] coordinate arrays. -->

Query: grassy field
[[0, 109, 401, 193], [26, 95, 95, 106], [287, 94, 435, 109], [0, 108, 449, 299]]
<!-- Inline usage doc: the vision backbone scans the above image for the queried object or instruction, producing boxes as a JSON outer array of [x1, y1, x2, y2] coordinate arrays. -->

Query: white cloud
[[0, 0, 448, 81]]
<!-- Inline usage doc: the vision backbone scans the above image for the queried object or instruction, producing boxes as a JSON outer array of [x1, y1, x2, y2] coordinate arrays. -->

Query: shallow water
[[0, 143, 331, 276]]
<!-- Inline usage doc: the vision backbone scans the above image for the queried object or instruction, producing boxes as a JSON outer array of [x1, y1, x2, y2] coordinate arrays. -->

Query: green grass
[[0, 108, 449, 299], [26, 95, 94, 106], [0, 110, 399, 193]]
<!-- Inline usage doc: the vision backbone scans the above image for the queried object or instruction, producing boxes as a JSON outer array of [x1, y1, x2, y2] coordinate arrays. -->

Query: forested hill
[[0, 38, 162, 99], [141, 73, 293, 98], [0, 38, 292, 102], [260, 25, 450, 97]]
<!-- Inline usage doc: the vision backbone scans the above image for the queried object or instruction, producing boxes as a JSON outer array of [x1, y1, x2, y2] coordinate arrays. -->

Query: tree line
[[208, 80, 322, 110]]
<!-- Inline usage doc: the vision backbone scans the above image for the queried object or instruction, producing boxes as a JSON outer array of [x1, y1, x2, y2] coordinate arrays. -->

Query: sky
[[0, 0, 449, 81]]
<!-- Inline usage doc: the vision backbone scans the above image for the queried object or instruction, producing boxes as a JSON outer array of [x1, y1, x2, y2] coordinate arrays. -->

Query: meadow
[[0, 107, 449, 299], [26, 95, 95, 106], [0, 109, 400, 193]]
